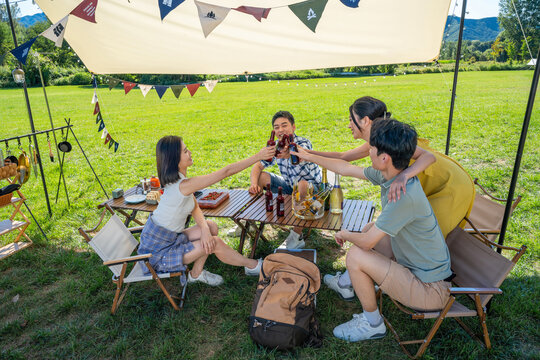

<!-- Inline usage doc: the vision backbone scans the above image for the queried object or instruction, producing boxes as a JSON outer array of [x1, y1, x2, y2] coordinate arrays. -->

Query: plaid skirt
[[138, 215, 194, 285]]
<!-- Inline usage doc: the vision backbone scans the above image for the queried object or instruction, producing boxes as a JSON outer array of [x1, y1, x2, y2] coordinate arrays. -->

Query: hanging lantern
[[12, 68, 25, 84]]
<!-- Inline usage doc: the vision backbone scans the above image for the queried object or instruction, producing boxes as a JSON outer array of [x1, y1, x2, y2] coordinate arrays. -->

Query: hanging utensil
[[47, 134, 54, 162], [17, 151, 30, 185], [29, 142, 37, 179], [58, 127, 72, 153]]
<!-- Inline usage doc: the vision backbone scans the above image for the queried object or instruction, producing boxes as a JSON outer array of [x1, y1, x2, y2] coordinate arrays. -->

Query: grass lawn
[[0, 71, 539, 359]]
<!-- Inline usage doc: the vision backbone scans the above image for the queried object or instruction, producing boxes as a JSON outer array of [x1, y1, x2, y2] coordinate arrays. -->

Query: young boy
[[292, 119, 452, 342], [248, 110, 322, 249]]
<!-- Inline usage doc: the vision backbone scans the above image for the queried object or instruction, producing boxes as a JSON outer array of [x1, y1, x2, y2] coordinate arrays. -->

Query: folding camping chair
[[465, 178, 521, 242], [379, 223, 526, 359], [78, 205, 188, 314]]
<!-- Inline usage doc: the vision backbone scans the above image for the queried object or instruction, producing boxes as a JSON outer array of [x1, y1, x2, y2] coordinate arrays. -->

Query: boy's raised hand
[[257, 145, 276, 161]]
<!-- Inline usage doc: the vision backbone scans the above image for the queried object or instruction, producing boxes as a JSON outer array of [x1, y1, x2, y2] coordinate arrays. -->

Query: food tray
[[197, 191, 229, 209]]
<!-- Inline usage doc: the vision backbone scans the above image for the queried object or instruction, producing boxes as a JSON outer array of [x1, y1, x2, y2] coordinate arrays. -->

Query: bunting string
[[7, 0, 360, 65], [91, 74, 121, 153]]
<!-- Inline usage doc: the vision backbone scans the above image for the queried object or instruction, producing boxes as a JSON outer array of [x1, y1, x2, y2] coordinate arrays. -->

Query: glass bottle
[[266, 130, 276, 162], [265, 184, 274, 212], [307, 186, 332, 214], [322, 168, 330, 211], [288, 134, 300, 165], [276, 186, 285, 217], [330, 174, 343, 214]]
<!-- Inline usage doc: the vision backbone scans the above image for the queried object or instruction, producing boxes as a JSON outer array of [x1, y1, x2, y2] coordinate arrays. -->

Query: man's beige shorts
[[379, 260, 451, 311]]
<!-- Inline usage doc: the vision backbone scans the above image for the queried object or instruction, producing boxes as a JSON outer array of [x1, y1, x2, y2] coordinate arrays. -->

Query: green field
[[0, 71, 539, 359]]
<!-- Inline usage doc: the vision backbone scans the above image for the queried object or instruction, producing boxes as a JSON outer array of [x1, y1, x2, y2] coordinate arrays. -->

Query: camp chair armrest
[[449, 287, 502, 295], [103, 253, 152, 266], [127, 226, 144, 234], [464, 228, 501, 234]]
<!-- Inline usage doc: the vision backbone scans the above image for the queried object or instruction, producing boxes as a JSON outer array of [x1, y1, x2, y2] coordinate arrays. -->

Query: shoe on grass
[[227, 225, 244, 237], [323, 272, 355, 301], [277, 231, 305, 250], [333, 313, 386, 342], [187, 269, 224, 286], [245, 258, 263, 276]]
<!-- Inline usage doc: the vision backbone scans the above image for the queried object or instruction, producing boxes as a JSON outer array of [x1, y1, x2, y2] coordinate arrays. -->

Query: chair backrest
[[468, 194, 506, 233], [445, 227, 516, 307], [88, 214, 139, 277]]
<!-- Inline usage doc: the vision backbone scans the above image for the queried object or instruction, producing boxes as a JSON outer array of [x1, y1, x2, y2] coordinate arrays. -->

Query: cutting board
[[197, 191, 229, 209]]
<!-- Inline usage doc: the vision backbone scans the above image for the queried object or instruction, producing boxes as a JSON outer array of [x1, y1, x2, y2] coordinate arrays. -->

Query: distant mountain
[[18, 12, 48, 27], [443, 16, 500, 42]]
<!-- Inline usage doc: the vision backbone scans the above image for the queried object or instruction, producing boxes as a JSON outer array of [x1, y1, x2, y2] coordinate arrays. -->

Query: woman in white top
[[138, 135, 275, 286]]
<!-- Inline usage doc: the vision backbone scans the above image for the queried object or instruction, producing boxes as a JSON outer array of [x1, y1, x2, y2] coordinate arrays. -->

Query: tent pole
[[498, 46, 540, 249], [445, 0, 467, 155], [5, 0, 53, 216]]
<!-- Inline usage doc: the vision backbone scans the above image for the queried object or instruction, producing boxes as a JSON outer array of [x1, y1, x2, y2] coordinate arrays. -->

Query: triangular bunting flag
[[139, 84, 152, 97], [233, 6, 270, 22], [194, 1, 231, 38], [91, 91, 98, 104], [93, 102, 100, 115], [101, 128, 108, 139], [92, 75, 98, 88], [186, 83, 201, 97], [108, 139, 114, 148], [155, 85, 168, 99], [339, 0, 360, 8], [104, 133, 112, 145], [108, 78, 120, 90], [170, 85, 185, 98], [158, 0, 186, 21], [203, 80, 218, 93], [96, 112, 103, 124], [40, 15, 69, 47], [98, 121, 105, 131], [10, 37, 37, 65], [288, 0, 328, 33], [70, 0, 98, 23], [123, 81, 137, 94], [114, 142, 119, 152]]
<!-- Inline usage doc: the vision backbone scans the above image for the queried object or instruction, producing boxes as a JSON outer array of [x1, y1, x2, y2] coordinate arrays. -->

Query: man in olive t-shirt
[[291, 119, 452, 343]]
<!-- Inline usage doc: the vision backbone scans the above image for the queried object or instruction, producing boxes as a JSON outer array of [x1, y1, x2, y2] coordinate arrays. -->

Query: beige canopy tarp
[[35, 0, 452, 74]]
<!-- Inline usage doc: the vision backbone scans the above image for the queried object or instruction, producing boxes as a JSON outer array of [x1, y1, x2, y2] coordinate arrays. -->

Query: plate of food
[[197, 191, 229, 209], [125, 194, 146, 204]]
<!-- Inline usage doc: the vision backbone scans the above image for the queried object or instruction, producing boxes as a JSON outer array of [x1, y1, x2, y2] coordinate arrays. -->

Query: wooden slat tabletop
[[98, 187, 258, 218], [235, 194, 374, 232]]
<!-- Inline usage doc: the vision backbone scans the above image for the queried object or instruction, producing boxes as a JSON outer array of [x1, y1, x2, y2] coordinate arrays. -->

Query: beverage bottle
[[330, 174, 344, 214], [266, 130, 276, 161], [307, 186, 332, 214], [276, 186, 285, 216], [288, 134, 300, 165], [265, 184, 274, 212], [275, 135, 288, 157], [322, 168, 330, 211]]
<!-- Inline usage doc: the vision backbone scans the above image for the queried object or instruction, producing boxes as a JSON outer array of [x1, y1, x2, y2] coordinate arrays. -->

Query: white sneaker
[[227, 225, 244, 237], [245, 258, 263, 276], [277, 231, 305, 249], [187, 269, 224, 286], [333, 313, 386, 342], [323, 272, 355, 301]]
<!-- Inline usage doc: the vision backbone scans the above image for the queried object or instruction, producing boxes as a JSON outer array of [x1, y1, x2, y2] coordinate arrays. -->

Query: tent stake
[[445, 0, 467, 155], [498, 46, 540, 249]]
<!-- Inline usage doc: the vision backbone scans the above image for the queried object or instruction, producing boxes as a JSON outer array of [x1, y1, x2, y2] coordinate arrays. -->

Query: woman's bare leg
[[182, 220, 219, 277]]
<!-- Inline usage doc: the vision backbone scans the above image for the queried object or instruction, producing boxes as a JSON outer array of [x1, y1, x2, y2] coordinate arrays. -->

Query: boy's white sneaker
[[323, 272, 355, 301], [245, 258, 263, 276], [333, 313, 386, 342], [277, 231, 305, 249], [187, 269, 224, 286]]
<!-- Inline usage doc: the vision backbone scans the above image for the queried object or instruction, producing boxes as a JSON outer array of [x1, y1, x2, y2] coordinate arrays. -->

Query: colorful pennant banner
[[102, 75, 214, 99], [92, 75, 120, 153], [6, 0, 359, 67]]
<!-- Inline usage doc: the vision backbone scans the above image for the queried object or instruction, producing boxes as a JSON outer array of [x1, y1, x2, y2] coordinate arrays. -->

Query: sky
[[13, 0, 501, 19]]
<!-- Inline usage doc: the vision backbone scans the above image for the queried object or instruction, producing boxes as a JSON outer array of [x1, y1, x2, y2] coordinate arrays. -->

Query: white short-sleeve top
[[151, 173, 195, 233]]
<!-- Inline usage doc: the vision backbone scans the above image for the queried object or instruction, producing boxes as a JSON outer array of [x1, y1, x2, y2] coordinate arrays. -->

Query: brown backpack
[[248, 253, 322, 350]]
